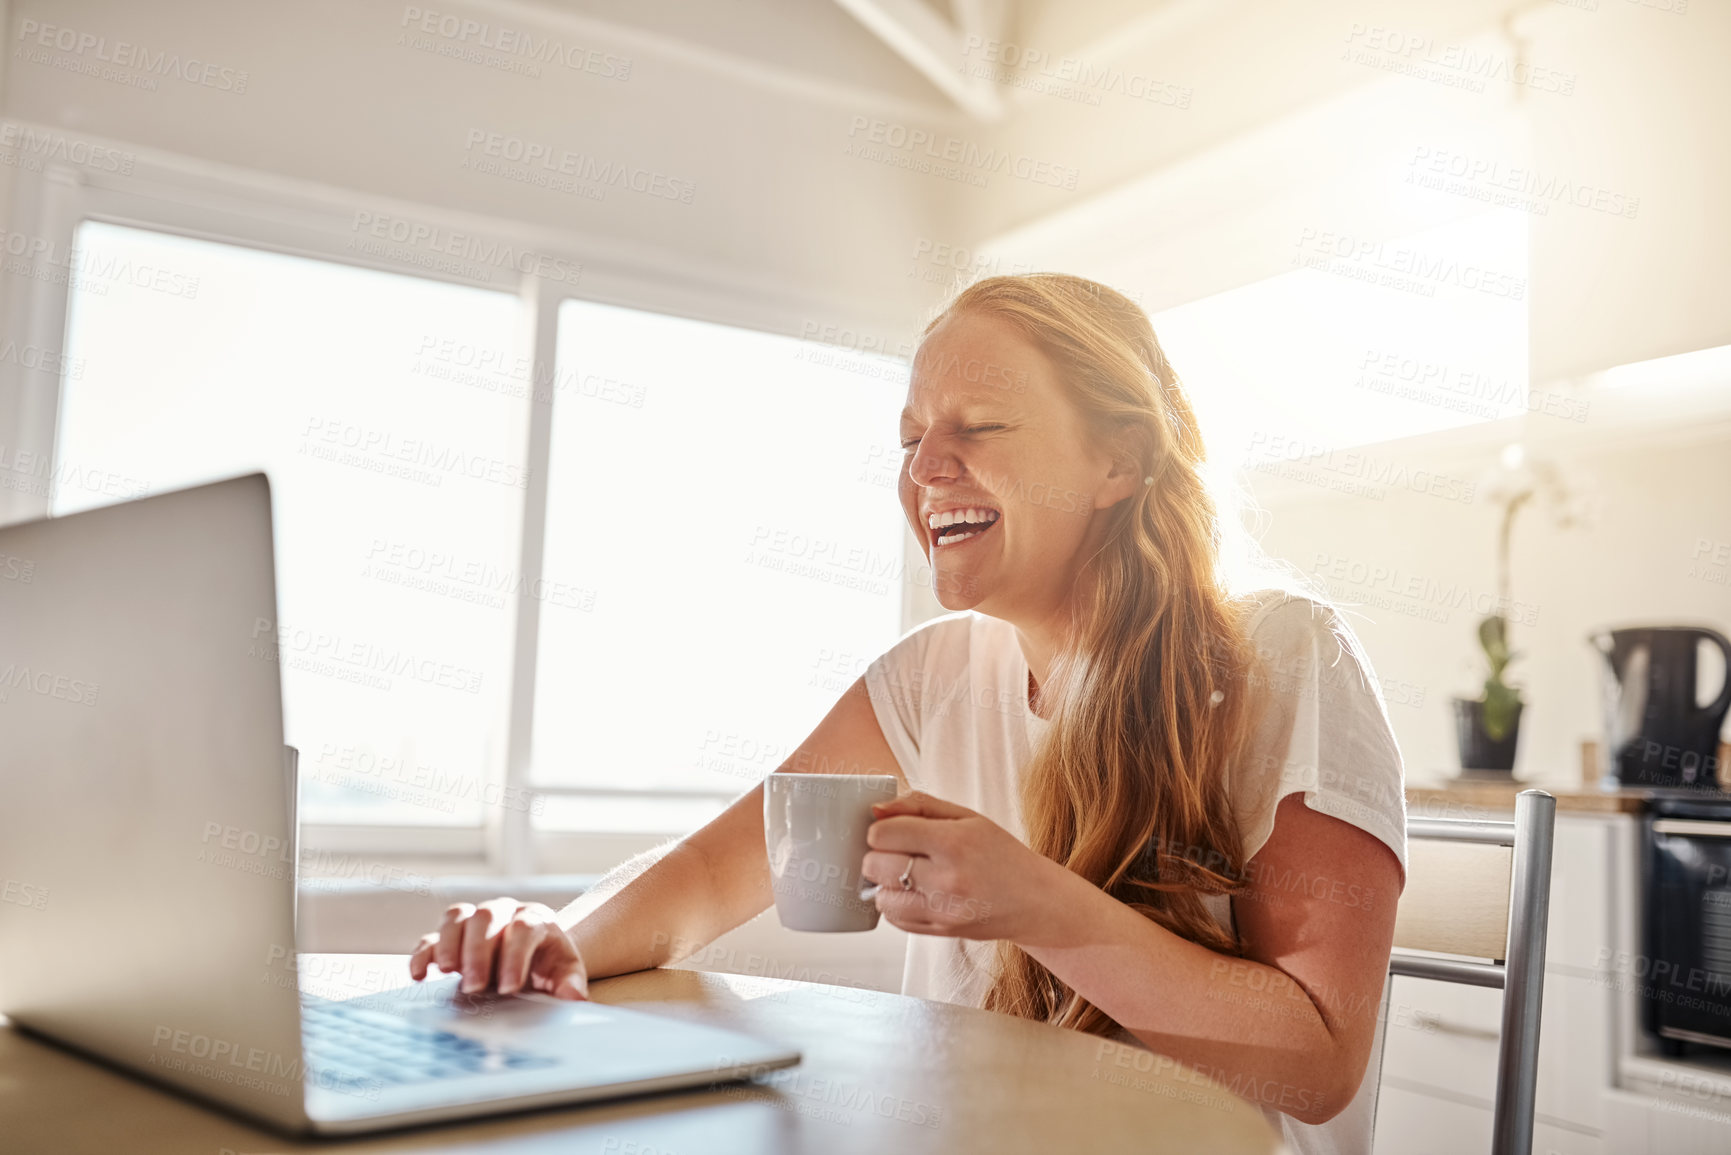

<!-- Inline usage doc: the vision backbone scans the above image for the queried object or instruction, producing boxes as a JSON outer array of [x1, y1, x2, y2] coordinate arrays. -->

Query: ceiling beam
[[488, 0, 966, 124], [832, 0, 1006, 121]]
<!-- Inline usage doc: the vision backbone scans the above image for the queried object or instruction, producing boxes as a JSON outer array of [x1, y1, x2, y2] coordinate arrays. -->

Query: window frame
[[4, 143, 915, 874]]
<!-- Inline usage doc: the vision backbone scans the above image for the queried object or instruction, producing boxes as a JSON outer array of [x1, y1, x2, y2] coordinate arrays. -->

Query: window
[[530, 301, 909, 831], [54, 222, 527, 826], [50, 221, 912, 841]]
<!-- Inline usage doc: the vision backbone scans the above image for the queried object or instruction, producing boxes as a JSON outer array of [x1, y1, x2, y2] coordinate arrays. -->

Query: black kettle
[[1589, 626, 1731, 788]]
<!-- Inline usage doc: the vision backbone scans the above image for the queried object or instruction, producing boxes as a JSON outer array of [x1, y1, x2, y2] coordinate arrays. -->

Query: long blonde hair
[[925, 274, 1264, 1037]]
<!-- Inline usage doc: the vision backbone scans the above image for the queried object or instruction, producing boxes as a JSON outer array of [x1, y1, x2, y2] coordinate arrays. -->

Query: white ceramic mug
[[764, 772, 899, 932]]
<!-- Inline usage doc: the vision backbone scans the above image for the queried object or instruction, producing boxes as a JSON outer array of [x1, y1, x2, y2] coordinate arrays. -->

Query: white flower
[[1481, 444, 1594, 531]]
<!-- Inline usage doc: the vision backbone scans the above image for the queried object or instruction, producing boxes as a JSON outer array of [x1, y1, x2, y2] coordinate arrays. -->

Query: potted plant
[[1453, 444, 1587, 774], [1454, 614, 1523, 771]]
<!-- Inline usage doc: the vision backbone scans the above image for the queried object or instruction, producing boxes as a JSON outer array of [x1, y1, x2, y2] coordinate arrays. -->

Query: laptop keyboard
[[301, 996, 558, 1092]]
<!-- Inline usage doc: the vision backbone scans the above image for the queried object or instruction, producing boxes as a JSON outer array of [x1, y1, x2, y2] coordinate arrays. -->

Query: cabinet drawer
[[1533, 1121, 1605, 1155], [1381, 971, 1608, 1128], [1373, 1083, 1491, 1154], [1374, 1085, 1603, 1155], [1382, 976, 1502, 1101]]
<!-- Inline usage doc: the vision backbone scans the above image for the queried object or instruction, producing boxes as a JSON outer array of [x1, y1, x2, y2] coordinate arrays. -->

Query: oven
[[1644, 794, 1731, 1055]]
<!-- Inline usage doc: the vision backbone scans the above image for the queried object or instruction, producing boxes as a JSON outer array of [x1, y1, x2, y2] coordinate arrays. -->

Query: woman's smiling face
[[899, 310, 1136, 621]]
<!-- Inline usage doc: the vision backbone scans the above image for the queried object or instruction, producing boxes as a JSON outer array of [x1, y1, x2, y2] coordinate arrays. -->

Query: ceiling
[[509, 0, 1210, 122]]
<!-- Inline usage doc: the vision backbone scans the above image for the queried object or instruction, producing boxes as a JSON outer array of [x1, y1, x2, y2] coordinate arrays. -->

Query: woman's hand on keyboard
[[408, 898, 590, 1000]]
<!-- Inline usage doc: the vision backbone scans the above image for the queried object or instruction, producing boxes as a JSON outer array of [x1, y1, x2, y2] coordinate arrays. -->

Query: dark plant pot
[[1453, 697, 1523, 772]]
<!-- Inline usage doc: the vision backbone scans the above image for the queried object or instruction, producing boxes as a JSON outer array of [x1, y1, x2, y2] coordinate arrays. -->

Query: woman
[[409, 274, 1407, 1153]]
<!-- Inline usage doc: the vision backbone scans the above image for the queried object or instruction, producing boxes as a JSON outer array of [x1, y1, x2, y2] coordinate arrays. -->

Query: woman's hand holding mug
[[862, 791, 1064, 943]]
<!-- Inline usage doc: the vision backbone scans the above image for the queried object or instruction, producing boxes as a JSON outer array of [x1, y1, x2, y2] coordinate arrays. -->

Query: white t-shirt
[[862, 588, 1408, 1155]]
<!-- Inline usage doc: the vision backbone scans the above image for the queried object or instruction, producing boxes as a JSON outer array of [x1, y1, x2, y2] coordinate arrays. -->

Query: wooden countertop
[[1406, 780, 1653, 817], [1404, 740, 1731, 817]]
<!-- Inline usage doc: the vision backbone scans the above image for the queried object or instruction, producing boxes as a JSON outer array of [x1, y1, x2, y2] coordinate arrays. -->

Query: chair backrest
[[1375, 789, 1556, 1155], [1394, 839, 1513, 960]]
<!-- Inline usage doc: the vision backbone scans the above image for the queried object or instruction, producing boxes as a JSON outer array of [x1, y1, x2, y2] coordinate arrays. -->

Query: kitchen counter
[[1405, 740, 1731, 817], [1406, 779, 1652, 816], [1405, 779, 1731, 817]]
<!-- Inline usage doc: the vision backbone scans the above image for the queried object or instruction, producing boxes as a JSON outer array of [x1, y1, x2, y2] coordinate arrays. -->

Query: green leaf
[[1478, 614, 1517, 682], [1482, 680, 1522, 742], [1478, 614, 1510, 662]]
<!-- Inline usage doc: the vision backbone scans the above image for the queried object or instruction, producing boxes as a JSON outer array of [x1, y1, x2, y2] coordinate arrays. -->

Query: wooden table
[[0, 953, 1282, 1154]]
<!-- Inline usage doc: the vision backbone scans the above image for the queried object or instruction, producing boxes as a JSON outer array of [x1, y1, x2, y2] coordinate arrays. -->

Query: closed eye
[[900, 424, 1006, 450]]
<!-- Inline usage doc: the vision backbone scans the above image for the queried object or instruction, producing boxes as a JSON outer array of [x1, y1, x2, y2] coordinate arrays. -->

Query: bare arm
[[1016, 795, 1402, 1125], [410, 674, 904, 993], [562, 674, 905, 978], [862, 789, 1401, 1125]]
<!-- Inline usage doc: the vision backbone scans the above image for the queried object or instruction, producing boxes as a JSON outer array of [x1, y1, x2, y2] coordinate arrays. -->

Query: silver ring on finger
[[899, 855, 916, 891]]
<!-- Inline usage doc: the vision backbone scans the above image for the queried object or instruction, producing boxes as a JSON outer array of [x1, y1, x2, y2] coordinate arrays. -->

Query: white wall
[[1252, 414, 1731, 789], [1523, 0, 1731, 381], [973, 0, 1516, 249], [972, 0, 1731, 387]]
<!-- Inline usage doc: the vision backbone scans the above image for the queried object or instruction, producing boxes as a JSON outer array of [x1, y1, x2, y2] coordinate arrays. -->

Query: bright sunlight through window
[[1154, 209, 1529, 475], [54, 222, 527, 826], [530, 301, 909, 829]]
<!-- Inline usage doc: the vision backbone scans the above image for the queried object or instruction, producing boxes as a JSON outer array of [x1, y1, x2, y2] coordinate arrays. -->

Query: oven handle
[[1652, 819, 1731, 837]]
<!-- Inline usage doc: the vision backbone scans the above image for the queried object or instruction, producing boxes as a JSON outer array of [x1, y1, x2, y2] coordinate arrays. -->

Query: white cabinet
[[1374, 1084, 1605, 1155], [1373, 812, 1731, 1153], [1375, 817, 1614, 1150], [1374, 1084, 1492, 1154], [1376, 968, 1611, 1146]]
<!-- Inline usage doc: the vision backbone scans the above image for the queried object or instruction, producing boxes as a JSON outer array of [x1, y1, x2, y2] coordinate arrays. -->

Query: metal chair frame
[[1372, 788, 1557, 1155]]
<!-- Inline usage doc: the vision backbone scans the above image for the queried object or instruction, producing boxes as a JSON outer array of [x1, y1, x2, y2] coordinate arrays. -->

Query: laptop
[[0, 472, 800, 1135]]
